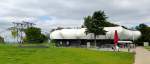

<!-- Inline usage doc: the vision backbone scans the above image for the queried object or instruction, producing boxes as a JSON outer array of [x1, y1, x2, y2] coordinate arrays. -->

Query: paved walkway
[[134, 47, 150, 64], [90, 48, 135, 52]]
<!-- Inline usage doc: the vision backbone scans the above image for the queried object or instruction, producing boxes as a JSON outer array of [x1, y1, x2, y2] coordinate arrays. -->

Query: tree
[[24, 27, 48, 43], [0, 36, 4, 43], [8, 27, 19, 43], [136, 23, 150, 45], [136, 23, 148, 31], [11, 29, 18, 38], [84, 10, 108, 47]]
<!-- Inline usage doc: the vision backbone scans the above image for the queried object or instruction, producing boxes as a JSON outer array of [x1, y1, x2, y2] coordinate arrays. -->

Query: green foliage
[[49, 39, 56, 47], [136, 23, 150, 45], [84, 10, 113, 45], [10, 27, 18, 39], [0, 44, 134, 64], [0, 36, 4, 43], [103, 21, 118, 27], [145, 46, 150, 51], [136, 23, 148, 30], [24, 27, 48, 43], [11, 30, 18, 38], [84, 11, 107, 35], [40, 34, 48, 42], [84, 11, 117, 28]]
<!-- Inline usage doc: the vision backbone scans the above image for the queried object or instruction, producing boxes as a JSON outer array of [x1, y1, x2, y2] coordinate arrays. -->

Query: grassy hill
[[0, 44, 134, 64]]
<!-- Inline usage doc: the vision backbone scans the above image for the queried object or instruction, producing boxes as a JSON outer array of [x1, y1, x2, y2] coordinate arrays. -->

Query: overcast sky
[[0, 0, 150, 33]]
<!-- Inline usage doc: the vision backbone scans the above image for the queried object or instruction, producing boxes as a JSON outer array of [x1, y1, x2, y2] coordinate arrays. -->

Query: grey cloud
[[0, 0, 150, 29]]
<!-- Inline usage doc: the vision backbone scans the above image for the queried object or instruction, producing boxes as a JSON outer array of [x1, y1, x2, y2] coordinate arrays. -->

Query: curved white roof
[[50, 26, 141, 40]]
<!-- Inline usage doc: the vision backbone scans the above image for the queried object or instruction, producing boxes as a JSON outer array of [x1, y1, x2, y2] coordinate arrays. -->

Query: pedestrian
[[116, 45, 120, 52]]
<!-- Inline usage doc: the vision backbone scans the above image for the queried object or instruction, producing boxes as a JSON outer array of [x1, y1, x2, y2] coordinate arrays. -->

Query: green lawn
[[145, 46, 150, 51], [0, 44, 134, 64]]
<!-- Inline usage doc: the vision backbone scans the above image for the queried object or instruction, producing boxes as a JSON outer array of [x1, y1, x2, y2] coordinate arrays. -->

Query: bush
[[24, 27, 48, 43]]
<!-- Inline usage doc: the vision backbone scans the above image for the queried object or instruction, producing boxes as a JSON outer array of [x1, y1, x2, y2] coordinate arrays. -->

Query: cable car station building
[[50, 26, 141, 48]]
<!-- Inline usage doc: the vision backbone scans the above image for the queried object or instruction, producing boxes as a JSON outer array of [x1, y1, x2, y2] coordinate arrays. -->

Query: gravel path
[[134, 47, 150, 64]]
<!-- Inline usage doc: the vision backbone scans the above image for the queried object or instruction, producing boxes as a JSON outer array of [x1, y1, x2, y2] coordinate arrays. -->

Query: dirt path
[[134, 47, 150, 64]]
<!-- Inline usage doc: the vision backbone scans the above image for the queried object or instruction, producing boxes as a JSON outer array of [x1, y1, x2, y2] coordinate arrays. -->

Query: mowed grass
[[0, 44, 134, 64], [145, 46, 150, 51]]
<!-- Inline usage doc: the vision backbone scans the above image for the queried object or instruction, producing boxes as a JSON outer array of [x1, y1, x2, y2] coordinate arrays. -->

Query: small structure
[[144, 42, 149, 46]]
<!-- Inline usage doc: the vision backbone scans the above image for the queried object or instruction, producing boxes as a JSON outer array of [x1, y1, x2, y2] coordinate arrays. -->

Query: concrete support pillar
[[67, 41, 69, 46], [60, 41, 62, 46], [87, 42, 90, 48]]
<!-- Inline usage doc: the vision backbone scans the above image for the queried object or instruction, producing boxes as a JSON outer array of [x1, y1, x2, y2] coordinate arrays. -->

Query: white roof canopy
[[50, 26, 141, 40]]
